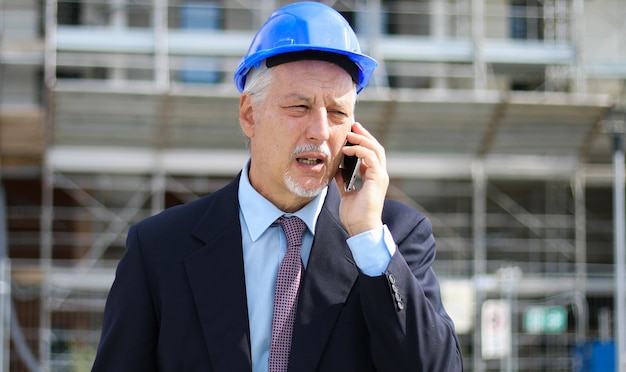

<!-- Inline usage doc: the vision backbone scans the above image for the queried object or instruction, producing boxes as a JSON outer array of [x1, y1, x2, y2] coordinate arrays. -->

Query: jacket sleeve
[[358, 201, 464, 371], [91, 225, 159, 372]]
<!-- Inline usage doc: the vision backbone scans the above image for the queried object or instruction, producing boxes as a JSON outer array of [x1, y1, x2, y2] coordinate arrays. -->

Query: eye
[[285, 105, 309, 116], [329, 109, 349, 121]]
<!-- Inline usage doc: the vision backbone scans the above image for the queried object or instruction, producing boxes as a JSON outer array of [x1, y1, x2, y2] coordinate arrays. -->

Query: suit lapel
[[181, 178, 357, 372], [184, 175, 252, 372], [289, 184, 359, 371]]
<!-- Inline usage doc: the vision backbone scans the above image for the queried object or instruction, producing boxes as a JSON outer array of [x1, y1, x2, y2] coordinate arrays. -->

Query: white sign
[[481, 300, 511, 360], [440, 279, 475, 334]]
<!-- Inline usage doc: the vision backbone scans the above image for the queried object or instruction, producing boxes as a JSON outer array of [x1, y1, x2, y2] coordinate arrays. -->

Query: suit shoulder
[[382, 198, 427, 225], [137, 194, 211, 230], [382, 198, 433, 241], [135, 177, 238, 233]]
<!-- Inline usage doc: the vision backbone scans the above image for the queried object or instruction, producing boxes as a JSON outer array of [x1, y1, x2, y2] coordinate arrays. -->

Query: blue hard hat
[[234, 2, 378, 94]]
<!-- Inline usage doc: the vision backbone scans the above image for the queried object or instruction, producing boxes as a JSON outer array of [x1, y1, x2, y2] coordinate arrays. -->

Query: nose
[[306, 108, 331, 142]]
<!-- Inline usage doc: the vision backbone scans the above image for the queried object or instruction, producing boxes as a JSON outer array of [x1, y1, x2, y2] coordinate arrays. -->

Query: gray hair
[[243, 62, 275, 107], [240, 63, 275, 146]]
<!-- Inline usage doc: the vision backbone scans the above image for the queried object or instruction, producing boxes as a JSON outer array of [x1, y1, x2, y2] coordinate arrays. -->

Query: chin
[[284, 174, 327, 198]]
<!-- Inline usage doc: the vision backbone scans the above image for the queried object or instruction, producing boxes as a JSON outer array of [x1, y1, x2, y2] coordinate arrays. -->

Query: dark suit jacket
[[92, 175, 463, 371]]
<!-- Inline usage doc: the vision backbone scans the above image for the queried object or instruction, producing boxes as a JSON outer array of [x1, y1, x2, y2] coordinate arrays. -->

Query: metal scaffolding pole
[[431, 0, 448, 90], [573, 168, 588, 343], [471, 0, 486, 91], [365, 0, 389, 90], [0, 1, 9, 367], [111, 0, 129, 82], [39, 164, 54, 372], [0, 182, 11, 372], [41, 0, 58, 368], [472, 161, 487, 372], [572, 0, 587, 93], [612, 129, 626, 372], [154, 0, 170, 92]]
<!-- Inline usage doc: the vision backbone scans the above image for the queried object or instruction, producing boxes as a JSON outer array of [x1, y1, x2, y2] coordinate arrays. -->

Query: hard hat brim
[[235, 45, 378, 93]]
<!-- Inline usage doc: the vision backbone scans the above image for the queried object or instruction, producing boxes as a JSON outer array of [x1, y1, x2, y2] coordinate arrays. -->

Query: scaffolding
[[1, 0, 625, 370]]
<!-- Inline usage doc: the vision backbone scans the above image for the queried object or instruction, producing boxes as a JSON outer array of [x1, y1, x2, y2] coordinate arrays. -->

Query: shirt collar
[[238, 159, 327, 242]]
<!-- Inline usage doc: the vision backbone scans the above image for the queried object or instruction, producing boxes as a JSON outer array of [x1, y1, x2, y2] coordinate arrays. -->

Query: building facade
[[1, 0, 625, 370]]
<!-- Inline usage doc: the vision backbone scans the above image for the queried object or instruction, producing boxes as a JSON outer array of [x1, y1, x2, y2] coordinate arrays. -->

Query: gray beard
[[284, 172, 327, 198], [285, 142, 331, 198]]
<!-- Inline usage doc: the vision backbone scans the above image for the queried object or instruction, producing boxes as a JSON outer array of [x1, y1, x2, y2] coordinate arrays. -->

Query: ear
[[239, 93, 255, 138]]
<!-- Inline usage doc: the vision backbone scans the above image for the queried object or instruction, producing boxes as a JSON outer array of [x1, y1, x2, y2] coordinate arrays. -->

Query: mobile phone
[[341, 142, 361, 191]]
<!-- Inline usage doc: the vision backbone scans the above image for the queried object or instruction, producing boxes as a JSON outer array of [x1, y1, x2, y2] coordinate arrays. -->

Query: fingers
[[337, 123, 389, 235], [344, 122, 386, 175]]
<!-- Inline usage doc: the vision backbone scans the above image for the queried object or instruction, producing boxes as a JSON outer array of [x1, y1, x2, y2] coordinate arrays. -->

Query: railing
[[47, 0, 598, 93]]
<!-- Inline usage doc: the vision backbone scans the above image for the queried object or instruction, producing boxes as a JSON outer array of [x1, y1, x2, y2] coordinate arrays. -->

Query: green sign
[[523, 306, 567, 334]]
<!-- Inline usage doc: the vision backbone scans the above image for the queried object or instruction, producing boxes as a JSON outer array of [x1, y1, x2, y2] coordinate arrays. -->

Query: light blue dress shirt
[[238, 161, 396, 372]]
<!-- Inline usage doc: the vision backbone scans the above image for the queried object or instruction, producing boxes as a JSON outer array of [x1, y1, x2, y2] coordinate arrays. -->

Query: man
[[91, 2, 463, 371]]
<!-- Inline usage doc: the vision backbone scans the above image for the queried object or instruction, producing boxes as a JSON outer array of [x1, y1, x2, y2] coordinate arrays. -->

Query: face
[[239, 59, 356, 212]]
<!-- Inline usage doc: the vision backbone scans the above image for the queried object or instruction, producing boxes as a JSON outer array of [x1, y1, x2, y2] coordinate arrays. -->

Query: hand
[[335, 122, 389, 236]]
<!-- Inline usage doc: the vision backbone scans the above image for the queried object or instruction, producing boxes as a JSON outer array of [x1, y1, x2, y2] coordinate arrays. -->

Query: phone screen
[[341, 142, 361, 191]]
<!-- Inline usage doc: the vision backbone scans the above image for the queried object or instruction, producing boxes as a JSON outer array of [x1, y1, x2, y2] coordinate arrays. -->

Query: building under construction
[[1, 0, 625, 371]]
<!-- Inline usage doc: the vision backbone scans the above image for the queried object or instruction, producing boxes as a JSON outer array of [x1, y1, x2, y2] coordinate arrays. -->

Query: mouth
[[291, 143, 331, 172], [296, 157, 324, 166]]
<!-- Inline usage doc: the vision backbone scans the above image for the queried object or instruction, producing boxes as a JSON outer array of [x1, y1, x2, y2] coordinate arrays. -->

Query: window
[[510, 0, 544, 40]]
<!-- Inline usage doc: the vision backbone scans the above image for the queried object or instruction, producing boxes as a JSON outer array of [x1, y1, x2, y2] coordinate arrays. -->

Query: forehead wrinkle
[[281, 92, 313, 104], [271, 67, 354, 108], [329, 93, 355, 109], [279, 90, 353, 110]]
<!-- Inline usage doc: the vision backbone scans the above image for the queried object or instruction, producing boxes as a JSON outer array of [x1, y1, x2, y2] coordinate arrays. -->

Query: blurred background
[[1, 0, 625, 371]]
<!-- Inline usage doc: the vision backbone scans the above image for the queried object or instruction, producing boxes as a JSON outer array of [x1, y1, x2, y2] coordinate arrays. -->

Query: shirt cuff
[[346, 225, 397, 276]]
